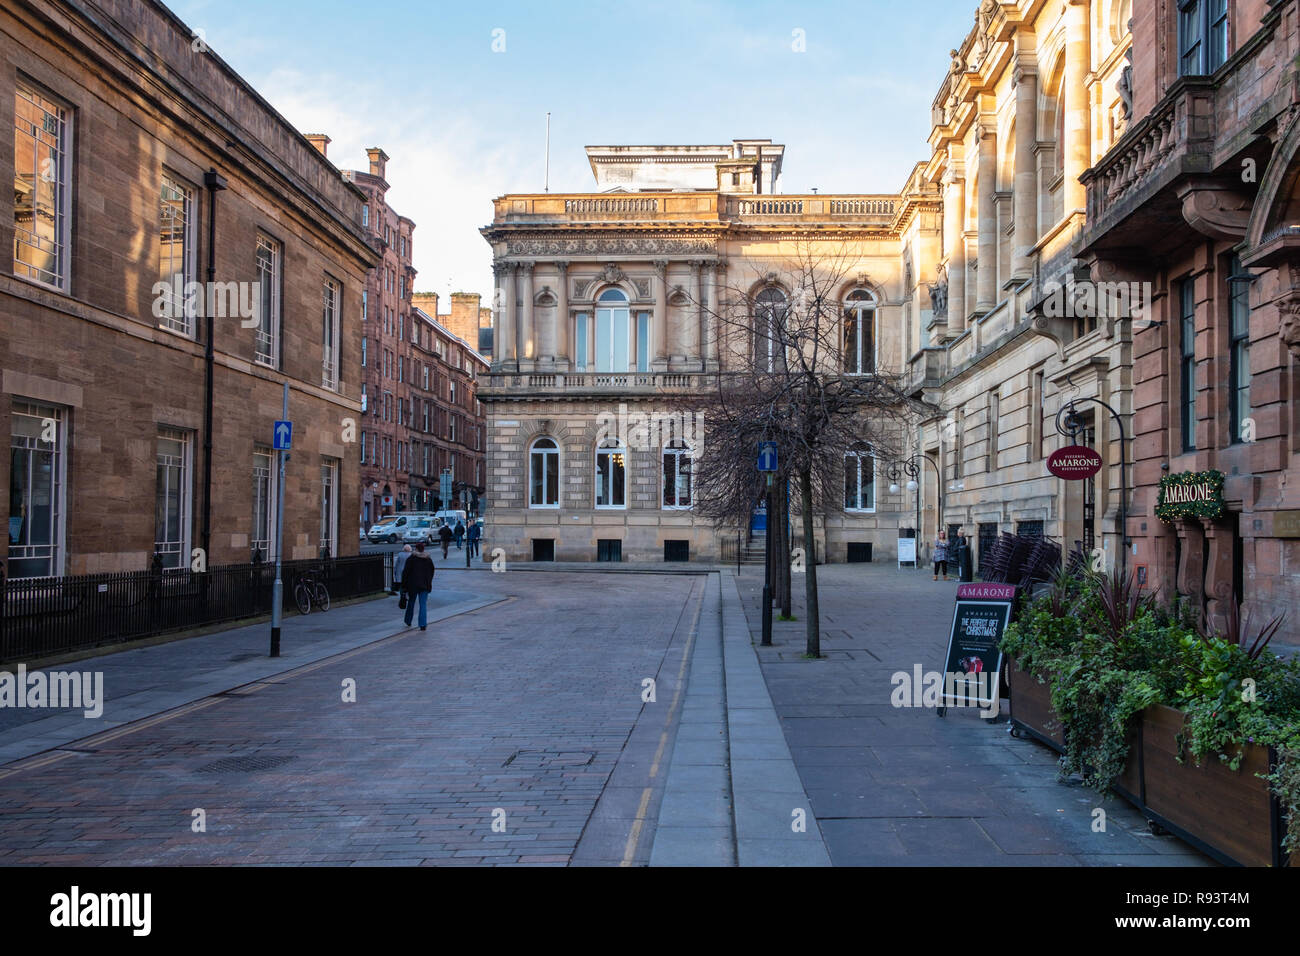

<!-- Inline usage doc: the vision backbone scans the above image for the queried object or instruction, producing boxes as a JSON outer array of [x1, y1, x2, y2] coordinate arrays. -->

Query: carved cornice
[[506, 237, 717, 257]]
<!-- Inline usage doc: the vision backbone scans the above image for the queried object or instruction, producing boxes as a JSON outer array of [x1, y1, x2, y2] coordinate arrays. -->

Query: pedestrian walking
[[400, 542, 435, 630], [438, 522, 453, 559], [467, 520, 481, 558], [392, 544, 412, 595], [932, 530, 950, 581], [454, 520, 465, 550]]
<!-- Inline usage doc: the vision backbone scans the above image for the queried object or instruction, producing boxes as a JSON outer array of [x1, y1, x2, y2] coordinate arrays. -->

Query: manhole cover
[[502, 750, 595, 770], [196, 754, 297, 774]]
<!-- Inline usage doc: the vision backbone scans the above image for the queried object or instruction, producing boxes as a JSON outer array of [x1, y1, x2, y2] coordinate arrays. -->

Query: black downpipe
[[201, 169, 228, 569]]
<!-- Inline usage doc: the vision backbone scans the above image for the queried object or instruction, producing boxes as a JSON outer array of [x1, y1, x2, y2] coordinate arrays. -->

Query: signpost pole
[[271, 383, 288, 658], [762, 471, 773, 647]]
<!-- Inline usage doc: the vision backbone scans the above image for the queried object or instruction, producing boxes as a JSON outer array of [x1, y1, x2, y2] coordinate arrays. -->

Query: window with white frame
[[8, 400, 67, 578], [843, 289, 876, 374], [361, 337, 367, 368], [14, 83, 71, 290], [529, 437, 560, 507], [252, 445, 276, 561], [322, 275, 341, 389], [362, 288, 368, 322], [254, 235, 281, 367], [754, 287, 788, 372], [360, 430, 367, 465], [662, 440, 693, 508], [155, 427, 192, 568], [319, 458, 339, 557], [636, 312, 651, 372], [157, 173, 196, 335], [595, 289, 631, 372], [843, 444, 875, 512], [595, 439, 626, 508]]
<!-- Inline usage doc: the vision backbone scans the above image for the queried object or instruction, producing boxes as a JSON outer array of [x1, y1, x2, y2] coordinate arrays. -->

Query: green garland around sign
[[1155, 469, 1226, 523]]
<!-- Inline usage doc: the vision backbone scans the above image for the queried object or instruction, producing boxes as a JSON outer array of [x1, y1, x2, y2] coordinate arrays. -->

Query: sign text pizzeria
[[1047, 445, 1103, 480]]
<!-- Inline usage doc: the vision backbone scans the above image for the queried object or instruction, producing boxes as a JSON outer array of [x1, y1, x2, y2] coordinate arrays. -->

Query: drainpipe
[[201, 169, 227, 565]]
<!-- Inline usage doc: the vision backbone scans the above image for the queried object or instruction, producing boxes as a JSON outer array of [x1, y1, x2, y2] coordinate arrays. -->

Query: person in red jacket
[[401, 542, 436, 630]]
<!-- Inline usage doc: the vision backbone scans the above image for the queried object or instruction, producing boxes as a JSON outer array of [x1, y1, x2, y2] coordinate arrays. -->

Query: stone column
[[653, 260, 669, 371], [707, 261, 725, 369], [943, 166, 967, 333], [1012, 64, 1038, 279], [519, 261, 535, 367], [700, 261, 715, 371], [1063, 0, 1090, 215], [976, 123, 998, 312], [690, 260, 703, 364], [497, 262, 516, 369], [555, 261, 569, 365]]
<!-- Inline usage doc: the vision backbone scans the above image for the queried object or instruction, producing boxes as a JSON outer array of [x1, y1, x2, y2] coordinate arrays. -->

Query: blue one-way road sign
[[758, 441, 778, 472], [273, 420, 293, 450]]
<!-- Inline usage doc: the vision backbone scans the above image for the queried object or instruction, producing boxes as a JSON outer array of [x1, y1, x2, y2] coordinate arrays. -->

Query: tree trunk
[[800, 467, 820, 657]]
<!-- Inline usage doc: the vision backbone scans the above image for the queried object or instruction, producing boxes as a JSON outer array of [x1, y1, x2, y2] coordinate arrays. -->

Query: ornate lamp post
[[1054, 397, 1129, 580], [887, 454, 942, 563]]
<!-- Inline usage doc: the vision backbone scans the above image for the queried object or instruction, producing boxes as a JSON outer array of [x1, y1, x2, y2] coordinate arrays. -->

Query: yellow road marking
[[622, 577, 707, 865]]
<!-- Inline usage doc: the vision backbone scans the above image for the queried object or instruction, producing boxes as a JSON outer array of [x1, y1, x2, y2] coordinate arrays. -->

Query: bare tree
[[686, 241, 926, 656]]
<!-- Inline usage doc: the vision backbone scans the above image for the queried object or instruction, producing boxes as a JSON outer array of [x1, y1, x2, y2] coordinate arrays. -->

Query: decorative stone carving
[[506, 237, 715, 257], [1280, 292, 1300, 359], [653, 259, 669, 277], [1117, 45, 1133, 121], [633, 278, 651, 298], [600, 263, 625, 285], [927, 264, 948, 317], [573, 278, 592, 299], [1178, 181, 1252, 241]]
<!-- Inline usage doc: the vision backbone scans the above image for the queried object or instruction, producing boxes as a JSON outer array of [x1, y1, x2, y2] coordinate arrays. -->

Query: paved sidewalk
[[0, 582, 492, 763], [739, 563, 1213, 867], [649, 572, 830, 866]]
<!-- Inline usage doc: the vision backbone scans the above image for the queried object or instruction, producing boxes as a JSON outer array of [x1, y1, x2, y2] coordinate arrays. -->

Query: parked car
[[367, 516, 402, 543], [401, 517, 436, 545]]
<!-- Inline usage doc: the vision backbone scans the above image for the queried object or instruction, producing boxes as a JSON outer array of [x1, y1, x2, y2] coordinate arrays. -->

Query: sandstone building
[[2, 0, 375, 576], [480, 140, 941, 563]]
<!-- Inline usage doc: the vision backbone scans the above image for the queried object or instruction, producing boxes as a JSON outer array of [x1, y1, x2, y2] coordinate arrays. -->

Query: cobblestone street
[[0, 568, 703, 866]]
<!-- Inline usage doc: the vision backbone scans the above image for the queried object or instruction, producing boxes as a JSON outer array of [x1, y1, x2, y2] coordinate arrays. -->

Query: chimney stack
[[366, 147, 389, 181], [305, 133, 331, 157]]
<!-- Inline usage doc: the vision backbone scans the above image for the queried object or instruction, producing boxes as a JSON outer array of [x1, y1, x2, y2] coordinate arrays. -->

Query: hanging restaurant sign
[[1047, 445, 1103, 480], [1155, 469, 1225, 523]]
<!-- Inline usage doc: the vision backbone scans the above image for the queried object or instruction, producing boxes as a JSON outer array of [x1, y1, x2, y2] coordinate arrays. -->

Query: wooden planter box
[[1140, 703, 1291, 867], [1008, 658, 1064, 752], [1008, 657, 1142, 801]]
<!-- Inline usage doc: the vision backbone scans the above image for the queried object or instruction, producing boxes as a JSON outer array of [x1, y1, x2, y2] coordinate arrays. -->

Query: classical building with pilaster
[[480, 140, 941, 563], [902, 0, 1136, 570]]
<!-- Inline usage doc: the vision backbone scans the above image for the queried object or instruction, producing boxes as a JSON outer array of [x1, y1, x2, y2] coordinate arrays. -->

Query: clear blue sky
[[169, 0, 978, 304]]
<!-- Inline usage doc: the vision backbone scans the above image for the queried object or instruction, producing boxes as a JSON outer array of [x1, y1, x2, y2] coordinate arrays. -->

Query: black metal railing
[[0, 554, 385, 662]]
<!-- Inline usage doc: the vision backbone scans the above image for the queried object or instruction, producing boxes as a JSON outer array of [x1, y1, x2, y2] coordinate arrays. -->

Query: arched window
[[754, 287, 787, 372], [596, 288, 630, 373], [843, 289, 876, 374], [529, 437, 559, 508], [595, 438, 627, 508], [662, 440, 693, 509], [844, 444, 875, 512]]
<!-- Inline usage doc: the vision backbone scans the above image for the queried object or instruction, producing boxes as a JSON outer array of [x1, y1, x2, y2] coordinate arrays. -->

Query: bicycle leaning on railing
[[293, 566, 331, 615]]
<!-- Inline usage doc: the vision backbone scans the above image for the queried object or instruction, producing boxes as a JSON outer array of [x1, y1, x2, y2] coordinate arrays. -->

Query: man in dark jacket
[[467, 520, 481, 559], [437, 522, 453, 559], [401, 542, 436, 630]]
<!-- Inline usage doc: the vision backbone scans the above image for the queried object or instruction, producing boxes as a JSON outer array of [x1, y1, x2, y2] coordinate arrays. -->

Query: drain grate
[[502, 750, 595, 770], [196, 754, 297, 774]]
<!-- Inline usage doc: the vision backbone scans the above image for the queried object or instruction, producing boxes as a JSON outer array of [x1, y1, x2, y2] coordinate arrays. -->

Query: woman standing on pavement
[[932, 530, 950, 581], [392, 544, 412, 595]]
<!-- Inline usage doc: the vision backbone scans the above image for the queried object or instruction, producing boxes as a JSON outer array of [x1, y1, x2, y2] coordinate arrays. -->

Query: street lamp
[[887, 454, 942, 563]]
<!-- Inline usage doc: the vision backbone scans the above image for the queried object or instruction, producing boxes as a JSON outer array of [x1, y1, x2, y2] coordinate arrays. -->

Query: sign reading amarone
[[1155, 470, 1226, 523]]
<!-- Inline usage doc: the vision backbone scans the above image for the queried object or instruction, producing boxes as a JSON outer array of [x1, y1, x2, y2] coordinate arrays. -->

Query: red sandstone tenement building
[[1, 0, 375, 577], [336, 145, 417, 525], [1078, 0, 1300, 642], [405, 306, 488, 513]]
